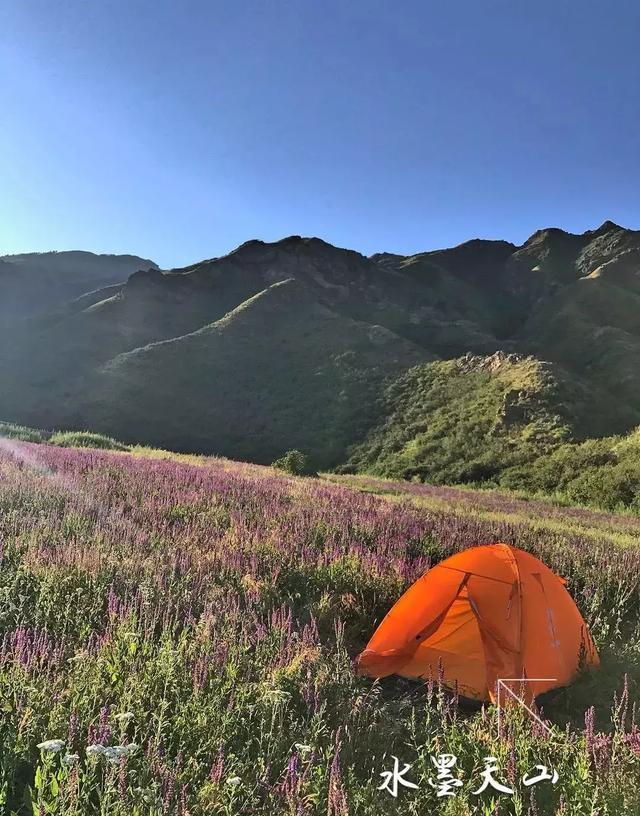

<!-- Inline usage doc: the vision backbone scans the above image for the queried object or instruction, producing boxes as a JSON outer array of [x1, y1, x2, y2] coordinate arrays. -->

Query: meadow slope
[[0, 440, 638, 814]]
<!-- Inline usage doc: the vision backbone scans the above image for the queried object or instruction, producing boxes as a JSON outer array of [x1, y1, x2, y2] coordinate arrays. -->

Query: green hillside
[[82, 278, 429, 469], [344, 350, 640, 511], [345, 353, 609, 481]]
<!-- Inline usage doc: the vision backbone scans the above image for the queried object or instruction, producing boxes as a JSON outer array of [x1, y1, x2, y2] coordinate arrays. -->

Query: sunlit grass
[[326, 474, 640, 549]]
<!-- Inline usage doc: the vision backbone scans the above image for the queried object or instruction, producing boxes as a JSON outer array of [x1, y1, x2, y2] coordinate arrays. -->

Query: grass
[[0, 439, 638, 814], [325, 473, 640, 550], [0, 424, 129, 452], [0, 421, 49, 443], [48, 431, 130, 451]]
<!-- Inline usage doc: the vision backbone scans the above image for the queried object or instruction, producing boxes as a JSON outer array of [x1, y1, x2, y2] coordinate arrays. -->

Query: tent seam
[[437, 564, 514, 585], [501, 543, 524, 674]]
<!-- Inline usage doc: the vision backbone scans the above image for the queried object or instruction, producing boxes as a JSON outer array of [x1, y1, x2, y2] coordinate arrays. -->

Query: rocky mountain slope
[[0, 222, 638, 480]]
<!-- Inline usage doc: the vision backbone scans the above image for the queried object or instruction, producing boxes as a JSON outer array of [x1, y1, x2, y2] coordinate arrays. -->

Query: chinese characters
[[378, 754, 559, 798]]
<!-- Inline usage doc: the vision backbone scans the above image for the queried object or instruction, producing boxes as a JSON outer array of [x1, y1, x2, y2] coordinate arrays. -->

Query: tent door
[[404, 586, 489, 701]]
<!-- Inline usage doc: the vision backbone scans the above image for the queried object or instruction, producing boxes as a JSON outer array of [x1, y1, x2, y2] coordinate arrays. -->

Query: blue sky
[[1, 0, 638, 268]]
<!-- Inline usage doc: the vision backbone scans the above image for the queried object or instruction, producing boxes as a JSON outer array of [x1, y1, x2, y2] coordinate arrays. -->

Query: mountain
[[82, 278, 429, 467], [0, 250, 158, 326], [515, 230, 640, 421], [0, 222, 638, 483]]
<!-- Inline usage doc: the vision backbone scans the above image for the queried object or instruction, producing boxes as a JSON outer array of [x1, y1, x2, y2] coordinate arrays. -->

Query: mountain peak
[[522, 226, 573, 246], [523, 221, 627, 247], [585, 220, 624, 236]]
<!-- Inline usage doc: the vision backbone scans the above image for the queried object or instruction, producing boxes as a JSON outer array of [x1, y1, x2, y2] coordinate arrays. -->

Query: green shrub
[[271, 449, 313, 476], [0, 421, 49, 443], [49, 431, 130, 452], [498, 431, 640, 513], [563, 462, 640, 511]]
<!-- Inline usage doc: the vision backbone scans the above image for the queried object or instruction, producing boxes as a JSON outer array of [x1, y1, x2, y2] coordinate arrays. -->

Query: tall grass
[[0, 442, 638, 814]]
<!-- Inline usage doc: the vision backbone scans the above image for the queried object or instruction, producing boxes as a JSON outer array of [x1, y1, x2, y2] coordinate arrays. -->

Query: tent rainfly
[[356, 542, 598, 702]]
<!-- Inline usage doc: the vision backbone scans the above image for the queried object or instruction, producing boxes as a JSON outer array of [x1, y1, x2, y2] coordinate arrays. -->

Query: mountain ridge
[[0, 249, 158, 326], [0, 220, 638, 488]]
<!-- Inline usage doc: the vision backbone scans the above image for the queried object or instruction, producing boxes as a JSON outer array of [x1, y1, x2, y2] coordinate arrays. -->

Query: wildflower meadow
[[0, 439, 638, 814]]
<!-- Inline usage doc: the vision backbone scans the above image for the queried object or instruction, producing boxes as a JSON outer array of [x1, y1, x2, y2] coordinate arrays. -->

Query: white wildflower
[[62, 752, 80, 766], [294, 743, 313, 755], [115, 712, 134, 724], [226, 776, 242, 786], [101, 744, 138, 763], [104, 745, 129, 763], [86, 744, 105, 758], [37, 739, 65, 753]]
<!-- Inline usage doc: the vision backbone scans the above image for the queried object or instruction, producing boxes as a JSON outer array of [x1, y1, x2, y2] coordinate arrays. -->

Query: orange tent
[[356, 543, 598, 702]]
